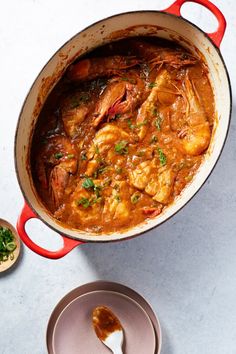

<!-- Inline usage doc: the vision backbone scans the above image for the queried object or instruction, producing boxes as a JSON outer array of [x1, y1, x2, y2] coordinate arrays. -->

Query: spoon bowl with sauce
[[92, 306, 124, 354]]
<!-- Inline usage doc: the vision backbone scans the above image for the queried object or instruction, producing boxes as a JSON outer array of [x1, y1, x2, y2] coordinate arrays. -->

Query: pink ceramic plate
[[47, 281, 161, 354]]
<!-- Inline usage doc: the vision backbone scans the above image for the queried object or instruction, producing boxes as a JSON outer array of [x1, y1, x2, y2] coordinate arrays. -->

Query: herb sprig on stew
[[115, 141, 129, 155], [157, 148, 167, 166]]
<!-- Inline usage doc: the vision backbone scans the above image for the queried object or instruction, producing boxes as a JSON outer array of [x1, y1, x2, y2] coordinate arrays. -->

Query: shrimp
[[177, 74, 211, 156], [67, 56, 139, 82], [36, 136, 78, 207], [130, 39, 198, 69], [92, 81, 126, 127], [92, 76, 144, 127]]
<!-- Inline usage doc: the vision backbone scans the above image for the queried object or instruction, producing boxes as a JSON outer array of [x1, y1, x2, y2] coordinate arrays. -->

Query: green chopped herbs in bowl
[[0, 226, 17, 263]]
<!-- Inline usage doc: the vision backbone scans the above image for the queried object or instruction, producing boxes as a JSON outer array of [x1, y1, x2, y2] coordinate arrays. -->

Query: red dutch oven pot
[[15, 0, 231, 259]]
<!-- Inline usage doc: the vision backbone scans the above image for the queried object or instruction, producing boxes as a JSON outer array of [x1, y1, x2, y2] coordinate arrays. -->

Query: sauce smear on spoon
[[92, 306, 122, 341]]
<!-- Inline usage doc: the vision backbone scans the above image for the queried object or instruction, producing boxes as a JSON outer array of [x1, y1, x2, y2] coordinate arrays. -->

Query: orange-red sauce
[[31, 37, 215, 233], [92, 306, 122, 341]]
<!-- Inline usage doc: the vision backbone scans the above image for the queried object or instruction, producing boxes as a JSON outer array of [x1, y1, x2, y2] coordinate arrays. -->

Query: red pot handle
[[17, 203, 83, 259], [163, 0, 226, 47]]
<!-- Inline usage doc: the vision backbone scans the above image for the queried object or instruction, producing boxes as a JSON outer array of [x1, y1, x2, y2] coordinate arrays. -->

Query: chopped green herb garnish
[[148, 82, 157, 88], [82, 177, 102, 198], [76, 197, 91, 208], [93, 171, 98, 179], [110, 113, 122, 121], [137, 120, 148, 127], [121, 77, 136, 84], [6, 242, 16, 252], [70, 97, 80, 109], [113, 113, 121, 120], [54, 152, 64, 159], [96, 156, 103, 163], [173, 161, 186, 172], [80, 92, 90, 102], [97, 166, 108, 174], [157, 148, 167, 166], [67, 154, 75, 159], [152, 108, 162, 131], [154, 115, 162, 131], [82, 178, 95, 189], [115, 167, 123, 174], [95, 145, 100, 154], [151, 135, 158, 143], [94, 185, 102, 198], [0, 226, 17, 263], [91, 196, 102, 205], [81, 153, 87, 161], [76, 195, 102, 208], [70, 93, 90, 108], [115, 195, 121, 202], [41, 138, 47, 145], [152, 108, 158, 116], [138, 150, 145, 157], [93, 165, 108, 179], [127, 119, 136, 130], [115, 141, 128, 155], [131, 193, 141, 204], [127, 119, 146, 129]]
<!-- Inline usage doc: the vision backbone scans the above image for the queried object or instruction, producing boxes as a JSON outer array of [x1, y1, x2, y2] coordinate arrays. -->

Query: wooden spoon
[[92, 306, 124, 354]]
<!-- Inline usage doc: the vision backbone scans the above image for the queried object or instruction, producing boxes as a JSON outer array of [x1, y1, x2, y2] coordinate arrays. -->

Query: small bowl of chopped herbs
[[0, 219, 21, 272]]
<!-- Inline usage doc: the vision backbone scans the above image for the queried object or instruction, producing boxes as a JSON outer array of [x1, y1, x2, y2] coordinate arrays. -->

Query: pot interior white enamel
[[15, 11, 231, 242]]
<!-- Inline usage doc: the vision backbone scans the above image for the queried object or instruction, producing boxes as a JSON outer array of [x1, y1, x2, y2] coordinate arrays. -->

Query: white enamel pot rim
[[15, 0, 232, 259]]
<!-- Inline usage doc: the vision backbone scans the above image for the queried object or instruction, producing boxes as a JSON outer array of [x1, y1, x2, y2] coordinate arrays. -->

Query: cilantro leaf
[[76, 198, 91, 208], [148, 82, 157, 88], [157, 148, 167, 166], [82, 178, 95, 189], [81, 153, 87, 161], [115, 141, 128, 155], [54, 152, 64, 159]]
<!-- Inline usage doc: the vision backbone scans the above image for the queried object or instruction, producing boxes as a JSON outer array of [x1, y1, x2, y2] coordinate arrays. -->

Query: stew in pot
[[31, 37, 215, 233]]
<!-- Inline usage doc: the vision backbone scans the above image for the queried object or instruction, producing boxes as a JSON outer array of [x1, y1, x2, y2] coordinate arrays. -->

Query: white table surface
[[0, 1, 235, 353]]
